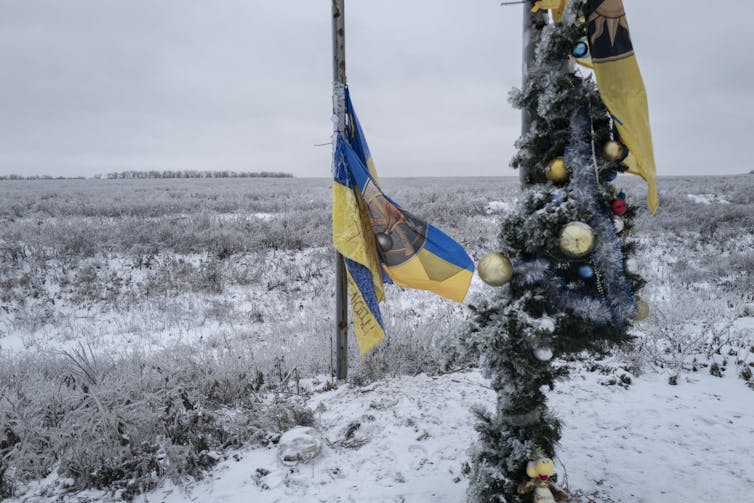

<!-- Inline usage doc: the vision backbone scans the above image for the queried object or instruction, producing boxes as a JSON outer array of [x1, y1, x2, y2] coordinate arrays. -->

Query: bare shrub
[[635, 288, 743, 382], [0, 345, 311, 500]]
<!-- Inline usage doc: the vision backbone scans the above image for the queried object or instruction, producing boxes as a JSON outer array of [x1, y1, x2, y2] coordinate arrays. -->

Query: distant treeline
[[99, 170, 293, 180], [1, 170, 293, 181], [0, 175, 86, 180]]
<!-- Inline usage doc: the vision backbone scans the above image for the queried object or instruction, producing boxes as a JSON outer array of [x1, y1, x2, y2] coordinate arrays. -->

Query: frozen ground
[[15, 363, 750, 503], [1, 175, 752, 502]]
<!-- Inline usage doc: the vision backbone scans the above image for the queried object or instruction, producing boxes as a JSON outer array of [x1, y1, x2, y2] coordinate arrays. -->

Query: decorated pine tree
[[464, 1, 653, 501]]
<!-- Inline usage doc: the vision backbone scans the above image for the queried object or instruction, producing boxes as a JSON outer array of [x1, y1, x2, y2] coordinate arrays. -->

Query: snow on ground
[[116, 366, 753, 503], [553, 369, 754, 502], [485, 200, 516, 215], [686, 193, 730, 205]]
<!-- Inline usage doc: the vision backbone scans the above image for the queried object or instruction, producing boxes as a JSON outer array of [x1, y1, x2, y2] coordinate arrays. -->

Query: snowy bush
[[0, 344, 312, 499]]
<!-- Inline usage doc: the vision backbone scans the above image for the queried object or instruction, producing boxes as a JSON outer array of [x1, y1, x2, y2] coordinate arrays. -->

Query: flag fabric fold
[[584, 0, 659, 213], [333, 87, 474, 354]]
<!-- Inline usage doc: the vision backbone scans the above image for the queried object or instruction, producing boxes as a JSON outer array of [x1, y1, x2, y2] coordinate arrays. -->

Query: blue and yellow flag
[[333, 87, 474, 354], [585, 0, 658, 213]]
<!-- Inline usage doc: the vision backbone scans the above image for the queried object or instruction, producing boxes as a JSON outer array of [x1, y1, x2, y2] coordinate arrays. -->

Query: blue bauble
[[618, 191, 627, 200], [572, 41, 589, 59], [606, 171, 618, 181], [578, 265, 594, 279], [550, 192, 566, 204]]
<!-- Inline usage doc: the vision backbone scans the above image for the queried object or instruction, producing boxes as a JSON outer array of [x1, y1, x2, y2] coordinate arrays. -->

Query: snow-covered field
[[1, 175, 752, 502]]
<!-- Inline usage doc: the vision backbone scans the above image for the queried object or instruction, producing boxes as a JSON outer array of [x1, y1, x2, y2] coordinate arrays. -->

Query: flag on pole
[[332, 87, 474, 354], [584, 0, 659, 213]]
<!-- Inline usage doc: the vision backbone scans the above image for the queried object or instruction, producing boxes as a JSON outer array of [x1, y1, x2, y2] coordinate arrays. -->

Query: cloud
[[0, 1, 750, 177]]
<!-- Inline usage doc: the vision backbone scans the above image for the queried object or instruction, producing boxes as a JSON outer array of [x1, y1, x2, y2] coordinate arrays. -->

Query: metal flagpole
[[518, 3, 566, 187], [520, 0, 536, 186], [332, 0, 349, 381], [519, 1, 550, 188]]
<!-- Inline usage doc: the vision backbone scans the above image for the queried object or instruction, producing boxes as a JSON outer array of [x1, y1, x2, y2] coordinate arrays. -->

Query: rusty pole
[[332, 0, 349, 381]]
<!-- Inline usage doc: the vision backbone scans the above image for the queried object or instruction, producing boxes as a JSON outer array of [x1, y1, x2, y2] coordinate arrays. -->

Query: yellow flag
[[585, 0, 658, 213]]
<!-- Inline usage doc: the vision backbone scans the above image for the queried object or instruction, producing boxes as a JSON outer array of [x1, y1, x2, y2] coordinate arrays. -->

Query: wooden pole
[[332, 0, 349, 381], [520, 1, 535, 186]]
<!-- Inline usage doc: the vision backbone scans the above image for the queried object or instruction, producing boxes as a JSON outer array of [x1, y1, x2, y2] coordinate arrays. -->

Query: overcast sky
[[0, 1, 751, 178]]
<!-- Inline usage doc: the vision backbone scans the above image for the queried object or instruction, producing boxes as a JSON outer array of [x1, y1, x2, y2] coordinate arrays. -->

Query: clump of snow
[[278, 426, 322, 465]]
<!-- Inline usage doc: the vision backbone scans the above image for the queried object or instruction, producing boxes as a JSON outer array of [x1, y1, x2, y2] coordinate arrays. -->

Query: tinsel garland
[[565, 105, 637, 324], [509, 106, 637, 326]]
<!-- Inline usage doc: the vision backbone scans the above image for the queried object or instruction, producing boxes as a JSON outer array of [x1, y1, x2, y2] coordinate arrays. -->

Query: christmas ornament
[[605, 170, 618, 181], [375, 232, 393, 251], [572, 40, 589, 59], [611, 198, 628, 216], [518, 452, 570, 502], [534, 346, 554, 362], [613, 216, 625, 233], [634, 299, 650, 321], [478, 252, 514, 287], [625, 258, 638, 274], [545, 157, 569, 185], [617, 191, 626, 200], [538, 316, 556, 333], [602, 140, 627, 162], [550, 191, 566, 204], [559, 222, 595, 258], [578, 264, 594, 279]]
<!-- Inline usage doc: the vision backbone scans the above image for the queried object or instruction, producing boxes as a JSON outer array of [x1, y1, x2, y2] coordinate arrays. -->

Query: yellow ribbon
[[531, 0, 568, 21]]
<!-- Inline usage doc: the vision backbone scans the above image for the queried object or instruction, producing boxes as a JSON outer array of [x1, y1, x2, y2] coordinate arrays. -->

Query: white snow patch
[[486, 200, 515, 215], [687, 193, 730, 205], [253, 212, 277, 222]]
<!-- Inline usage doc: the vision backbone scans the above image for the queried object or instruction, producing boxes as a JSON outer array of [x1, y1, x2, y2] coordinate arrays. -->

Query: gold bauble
[[559, 222, 595, 258], [545, 157, 570, 185], [634, 299, 650, 321], [477, 252, 514, 287], [603, 141, 626, 162]]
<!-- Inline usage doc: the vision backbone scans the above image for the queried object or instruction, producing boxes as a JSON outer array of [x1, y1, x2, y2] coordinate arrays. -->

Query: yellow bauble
[[546, 157, 569, 184], [635, 299, 650, 321], [603, 141, 626, 162], [477, 252, 514, 287], [559, 222, 595, 258]]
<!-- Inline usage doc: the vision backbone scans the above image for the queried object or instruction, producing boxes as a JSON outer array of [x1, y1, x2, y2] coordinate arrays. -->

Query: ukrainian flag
[[333, 88, 474, 354], [585, 0, 658, 213]]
